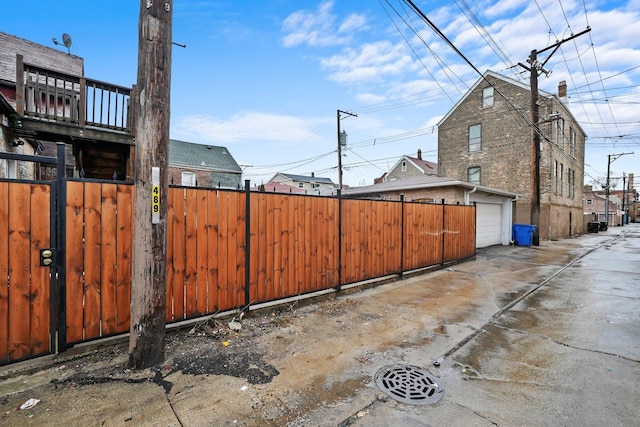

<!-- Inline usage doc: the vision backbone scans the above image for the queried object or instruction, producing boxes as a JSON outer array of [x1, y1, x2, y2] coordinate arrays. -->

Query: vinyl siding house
[[268, 172, 336, 196], [376, 149, 437, 184]]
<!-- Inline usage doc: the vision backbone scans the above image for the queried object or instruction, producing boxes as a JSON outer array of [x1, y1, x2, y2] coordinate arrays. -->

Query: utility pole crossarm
[[537, 27, 591, 55]]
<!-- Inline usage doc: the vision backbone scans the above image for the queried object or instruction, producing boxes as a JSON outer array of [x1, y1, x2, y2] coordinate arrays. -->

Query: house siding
[[387, 162, 424, 181], [0, 32, 84, 87], [438, 73, 586, 240]]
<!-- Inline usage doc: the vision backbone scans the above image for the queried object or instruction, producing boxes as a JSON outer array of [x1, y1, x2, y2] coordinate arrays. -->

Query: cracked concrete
[[1, 225, 639, 426]]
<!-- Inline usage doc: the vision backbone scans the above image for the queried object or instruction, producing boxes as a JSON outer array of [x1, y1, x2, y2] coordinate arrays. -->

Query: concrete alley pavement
[[1, 224, 639, 426]]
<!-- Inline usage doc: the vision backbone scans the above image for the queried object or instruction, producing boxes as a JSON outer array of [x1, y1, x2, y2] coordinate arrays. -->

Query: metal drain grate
[[374, 364, 444, 405]]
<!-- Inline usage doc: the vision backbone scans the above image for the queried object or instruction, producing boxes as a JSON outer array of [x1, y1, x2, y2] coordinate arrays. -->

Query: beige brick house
[[437, 70, 587, 240]]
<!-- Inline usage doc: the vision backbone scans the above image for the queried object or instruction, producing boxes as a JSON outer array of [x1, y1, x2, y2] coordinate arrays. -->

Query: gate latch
[[40, 249, 56, 267]]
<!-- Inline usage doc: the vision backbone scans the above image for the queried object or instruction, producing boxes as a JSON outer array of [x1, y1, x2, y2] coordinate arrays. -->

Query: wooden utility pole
[[129, 0, 172, 369], [337, 109, 357, 190], [517, 27, 590, 245]]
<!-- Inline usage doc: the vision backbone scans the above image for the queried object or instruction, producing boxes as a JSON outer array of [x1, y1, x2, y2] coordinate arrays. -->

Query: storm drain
[[374, 364, 444, 405]]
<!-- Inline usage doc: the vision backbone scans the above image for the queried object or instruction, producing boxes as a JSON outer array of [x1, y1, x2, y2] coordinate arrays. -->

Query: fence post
[[441, 199, 446, 265], [244, 180, 251, 308], [400, 195, 405, 278], [336, 189, 342, 291], [55, 142, 67, 353]]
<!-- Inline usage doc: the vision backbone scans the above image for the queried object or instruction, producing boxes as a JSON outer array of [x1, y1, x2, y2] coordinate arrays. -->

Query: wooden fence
[[0, 181, 53, 362], [1, 179, 475, 361]]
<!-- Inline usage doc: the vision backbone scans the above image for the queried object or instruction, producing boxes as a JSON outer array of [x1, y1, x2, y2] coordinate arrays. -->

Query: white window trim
[[468, 166, 480, 184], [482, 87, 494, 107], [181, 171, 196, 187], [469, 124, 481, 152]]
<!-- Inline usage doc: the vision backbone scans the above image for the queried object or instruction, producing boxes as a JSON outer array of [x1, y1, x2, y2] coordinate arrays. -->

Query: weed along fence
[[0, 178, 475, 364]]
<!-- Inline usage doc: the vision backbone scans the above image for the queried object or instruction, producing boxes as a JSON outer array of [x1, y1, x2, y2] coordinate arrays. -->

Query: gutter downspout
[[509, 195, 519, 244], [464, 187, 477, 205]]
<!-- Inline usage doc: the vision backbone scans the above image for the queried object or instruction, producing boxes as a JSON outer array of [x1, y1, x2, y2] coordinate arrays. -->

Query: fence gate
[[0, 148, 61, 365]]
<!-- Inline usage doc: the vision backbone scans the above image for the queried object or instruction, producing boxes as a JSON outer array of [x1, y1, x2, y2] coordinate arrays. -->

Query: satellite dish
[[52, 33, 72, 54]]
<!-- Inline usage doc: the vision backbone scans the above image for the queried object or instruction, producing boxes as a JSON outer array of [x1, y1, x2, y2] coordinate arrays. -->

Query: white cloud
[[320, 41, 415, 83], [172, 112, 329, 147], [280, 0, 367, 48]]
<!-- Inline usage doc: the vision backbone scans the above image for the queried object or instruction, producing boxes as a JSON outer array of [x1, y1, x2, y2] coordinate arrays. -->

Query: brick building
[[437, 71, 587, 240], [168, 139, 242, 189]]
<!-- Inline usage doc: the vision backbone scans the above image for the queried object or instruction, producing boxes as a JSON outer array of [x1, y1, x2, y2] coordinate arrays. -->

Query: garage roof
[[344, 175, 520, 198]]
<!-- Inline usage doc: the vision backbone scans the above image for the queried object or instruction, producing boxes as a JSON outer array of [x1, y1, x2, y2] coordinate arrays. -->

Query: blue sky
[[2, 0, 639, 189]]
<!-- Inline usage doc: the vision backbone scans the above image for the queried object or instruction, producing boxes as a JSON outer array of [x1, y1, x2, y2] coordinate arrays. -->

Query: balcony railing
[[15, 54, 135, 134]]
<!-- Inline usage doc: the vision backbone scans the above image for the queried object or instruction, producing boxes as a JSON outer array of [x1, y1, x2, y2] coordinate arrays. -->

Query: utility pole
[[337, 109, 357, 190], [130, 0, 172, 369], [622, 173, 626, 225], [517, 27, 590, 245], [605, 152, 633, 228]]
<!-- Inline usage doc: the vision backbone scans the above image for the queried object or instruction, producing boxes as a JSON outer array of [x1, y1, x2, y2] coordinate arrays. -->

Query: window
[[7, 160, 17, 179], [569, 127, 576, 157], [553, 161, 558, 194], [468, 124, 481, 152], [181, 171, 196, 187], [555, 118, 565, 150], [559, 163, 564, 196], [482, 87, 494, 107], [586, 199, 593, 205], [298, 182, 304, 188], [568, 169, 575, 199], [401, 161, 407, 172], [468, 167, 480, 184]]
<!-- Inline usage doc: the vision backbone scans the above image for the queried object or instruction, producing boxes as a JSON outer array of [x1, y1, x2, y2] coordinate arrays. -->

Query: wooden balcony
[[16, 55, 135, 145]]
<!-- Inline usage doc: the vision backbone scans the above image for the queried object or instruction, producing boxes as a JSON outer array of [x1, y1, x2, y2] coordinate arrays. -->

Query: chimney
[[558, 80, 567, 102], [311, 172, 314, 177], [417, 149, 422, 160]]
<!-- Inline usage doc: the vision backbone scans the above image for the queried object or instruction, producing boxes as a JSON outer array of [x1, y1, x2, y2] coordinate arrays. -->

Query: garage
[[475, 202, 503, 248], [342, 175, 517, 248]]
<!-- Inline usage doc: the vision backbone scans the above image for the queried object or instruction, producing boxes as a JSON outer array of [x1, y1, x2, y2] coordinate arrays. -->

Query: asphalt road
[[335, 224, 640, 427], [1, 224, 638, 426]]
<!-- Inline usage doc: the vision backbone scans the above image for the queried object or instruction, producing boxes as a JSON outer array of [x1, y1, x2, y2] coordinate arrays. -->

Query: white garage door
[[475, 203, 503, 248]]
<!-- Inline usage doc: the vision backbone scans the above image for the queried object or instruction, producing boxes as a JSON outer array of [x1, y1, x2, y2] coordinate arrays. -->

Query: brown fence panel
[[444, 204, 476, 262], [341, 199, 402, 284], [65, 181, 85, 343], [249, 193, 338, 304], [403, 202, 444, 270], [65, 181, 133, 344], [166, 188, 246, 322], [184, 188, 198, 318], [83, 183, 102, 339], [29, 184, 51, 357], [115, 185, 132, 333], [0, 182, 52, 363], [0, 182, 8, 361]]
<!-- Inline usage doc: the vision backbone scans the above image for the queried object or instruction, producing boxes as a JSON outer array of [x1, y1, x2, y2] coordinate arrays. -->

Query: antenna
[[52, 33, 72, 54]]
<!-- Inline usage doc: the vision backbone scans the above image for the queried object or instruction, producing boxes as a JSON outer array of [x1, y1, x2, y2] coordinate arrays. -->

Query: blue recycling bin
[[512, 224, 536, 247]]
